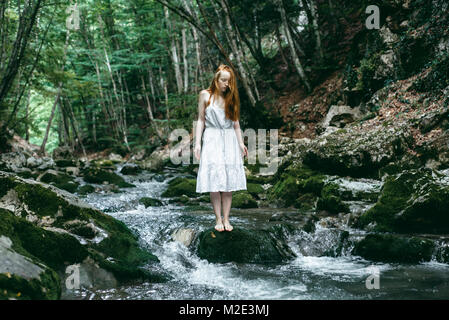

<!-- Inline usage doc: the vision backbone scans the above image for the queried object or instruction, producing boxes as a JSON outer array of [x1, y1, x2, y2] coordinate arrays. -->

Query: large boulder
[[196, 227, 295, 264], [357, 168, 449, 234], [0, 171, 168, 299], [352, 233, 435, 263], [0, 233, 60, 299], [303, 125, 413, 178]]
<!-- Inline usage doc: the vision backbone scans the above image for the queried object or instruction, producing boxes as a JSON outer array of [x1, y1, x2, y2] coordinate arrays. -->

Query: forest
[[1, 0, 449, 301]]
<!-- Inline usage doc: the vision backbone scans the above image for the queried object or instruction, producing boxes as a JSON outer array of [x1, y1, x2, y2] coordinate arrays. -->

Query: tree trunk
[[182, 26, 188, 93], [277, 0, 311, 93], [0, 0, 42, 110], [164, 7, 183, 94], [39, 29, 70, 155], [309, 0, 324, 61], [218, 0, 257, 106]]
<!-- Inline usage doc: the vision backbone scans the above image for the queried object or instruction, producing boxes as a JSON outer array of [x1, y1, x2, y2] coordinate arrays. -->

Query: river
[[62, 165, 449, 300]]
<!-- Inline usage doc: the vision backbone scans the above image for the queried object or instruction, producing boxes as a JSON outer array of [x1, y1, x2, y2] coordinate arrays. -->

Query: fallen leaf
[[211, 232, 216, 238]]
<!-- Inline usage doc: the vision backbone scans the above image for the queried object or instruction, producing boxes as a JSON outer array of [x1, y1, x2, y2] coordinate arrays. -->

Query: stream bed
[[62, 166, 449, 300]]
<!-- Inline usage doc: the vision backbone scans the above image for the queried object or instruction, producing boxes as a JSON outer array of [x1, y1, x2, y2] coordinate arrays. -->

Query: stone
[[172, 228, 196, 247], [196, 227, 295, 264]]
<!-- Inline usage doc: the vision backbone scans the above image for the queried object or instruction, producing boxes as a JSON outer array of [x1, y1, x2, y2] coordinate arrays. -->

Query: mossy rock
[[297, 175, 325, 196], [82, 167, 135, 188], [316, 183, 350, 214], [196, 227, 293, 264], [55, 159, 77, 168], [357, 168, 449, 233], [139, 197, 163, 207], [120, 165, 142, 175], [352, 233, 435, 263], [246, 175, 273, 184], [198, 194, 211, 202], [232, 191, 258, 208], [0, 171, 166, 287], [77, 184, 96, 195], [161, 178, 197, 198], [246, 183, 264, 198], [40, 170, 79, 193], [182, 205, 210, 212], [266, 175, 300, 207], [294, 193, 317, 211]]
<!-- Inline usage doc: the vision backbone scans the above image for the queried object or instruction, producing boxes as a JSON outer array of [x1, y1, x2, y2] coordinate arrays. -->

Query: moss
[[298, 175, 325, 196], [294, 193, 317, 211], [232, 191, 258, 208], [91, 234, 160, 283], [139, 197, 163, 207], [14, 219, 88, 270], [266, 176, 300, 207], [182, 205, 210, 212], [77, 184, 95, 195], [315, 183, 350, 214], [196, 227, 290, 264], [82, 167, 135, 188], [358, 172, 419, 232], [353, 233, 435, 263], [161, 178, 197, 198], [55, 159, 76, 167], [0, 268, 60, 300], [0, 175, 16, 198], [15, 183, 64, 218], [246, 183, 264, 198]]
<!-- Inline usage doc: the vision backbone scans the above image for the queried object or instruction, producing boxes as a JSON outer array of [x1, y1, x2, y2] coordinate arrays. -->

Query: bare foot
[[214, 221, 224, 232], [223, 221, 233, 231]]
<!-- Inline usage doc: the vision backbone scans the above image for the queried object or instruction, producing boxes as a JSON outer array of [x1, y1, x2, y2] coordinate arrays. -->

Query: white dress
[[196, 96, 247, 193]]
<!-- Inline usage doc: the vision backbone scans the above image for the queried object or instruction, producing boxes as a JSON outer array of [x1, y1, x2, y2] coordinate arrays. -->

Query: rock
[[232, 192, 258, 208], [196, 227, 295, 264], [65, 167, 80, 176], [52, 146, 71, 159], [82, 167, 135, 188], [139, 197, 163, 207], [120, 164, 142, 175], [0, 152, 26, 171], [319, 105, 364, 131], [303, 125, 413, 178], [172, 228, 196, 247], [37, 169, 80, 194], [352, 233, 435, 263], [37, 157, 55, 171], [108, 153, 123, 162], [161, 178, 197, 198], [0, 234, 61, 300], [26, 156, 43, 169], [0, 171, 168, 296], [357, 168, 449, 234], [77, 184, 96, 195]]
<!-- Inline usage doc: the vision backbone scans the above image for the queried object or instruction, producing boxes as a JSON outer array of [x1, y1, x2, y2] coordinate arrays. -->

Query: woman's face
[[217, 71, 231, 93]]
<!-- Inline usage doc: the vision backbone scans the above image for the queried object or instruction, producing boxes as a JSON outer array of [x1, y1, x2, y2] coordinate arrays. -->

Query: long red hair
[[205, 64, 240, 121]]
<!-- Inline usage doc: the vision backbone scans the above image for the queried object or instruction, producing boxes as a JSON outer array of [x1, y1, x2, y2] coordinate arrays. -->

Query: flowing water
[[63, 166, 449, 300]]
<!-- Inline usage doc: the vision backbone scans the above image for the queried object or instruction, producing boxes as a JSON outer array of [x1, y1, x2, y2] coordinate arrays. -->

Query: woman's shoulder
[[199, 89, 210, 98]]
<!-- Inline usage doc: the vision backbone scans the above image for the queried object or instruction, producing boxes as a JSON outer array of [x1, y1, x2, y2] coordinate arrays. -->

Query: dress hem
[[196, 187, 247, 193]]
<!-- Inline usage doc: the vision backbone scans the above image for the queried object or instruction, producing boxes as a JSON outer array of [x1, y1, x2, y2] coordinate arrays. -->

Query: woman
[[194, 64, 248, 232]]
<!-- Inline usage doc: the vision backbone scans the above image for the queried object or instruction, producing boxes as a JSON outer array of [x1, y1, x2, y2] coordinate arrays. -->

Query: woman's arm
[[233, 120, 244, 146], [195, 90, 208, 147]]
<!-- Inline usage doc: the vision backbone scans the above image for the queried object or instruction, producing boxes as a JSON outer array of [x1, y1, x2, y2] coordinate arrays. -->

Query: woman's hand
[[239, 143, 248, 158], [194, 145, 201, 161]]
